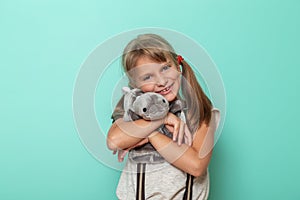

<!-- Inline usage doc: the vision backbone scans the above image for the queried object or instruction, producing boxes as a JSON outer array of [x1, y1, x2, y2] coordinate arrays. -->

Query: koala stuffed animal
[[122, 86, 170, 121], [122, 86, 185, 163]]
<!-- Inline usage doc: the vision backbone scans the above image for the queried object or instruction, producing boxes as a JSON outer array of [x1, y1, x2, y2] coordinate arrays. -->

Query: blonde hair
[[113, 34, 212, 132]]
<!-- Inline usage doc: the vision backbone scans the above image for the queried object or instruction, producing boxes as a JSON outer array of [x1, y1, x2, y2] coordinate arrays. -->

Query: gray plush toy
[[122, 86, 170, 121], [122, 86, 186, 164]]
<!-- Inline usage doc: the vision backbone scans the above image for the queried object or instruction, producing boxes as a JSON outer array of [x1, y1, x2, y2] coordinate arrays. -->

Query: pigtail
[[180, 59, 212, 132]]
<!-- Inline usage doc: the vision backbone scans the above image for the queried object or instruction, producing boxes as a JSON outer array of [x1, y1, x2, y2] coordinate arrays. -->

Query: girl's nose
[[156, 76, 168, 86]]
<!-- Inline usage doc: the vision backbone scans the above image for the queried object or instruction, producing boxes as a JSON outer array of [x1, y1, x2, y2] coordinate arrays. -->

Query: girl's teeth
[[162, 87, 169, 92]]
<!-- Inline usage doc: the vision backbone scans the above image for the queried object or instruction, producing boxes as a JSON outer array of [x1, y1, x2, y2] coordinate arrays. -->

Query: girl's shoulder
[[211, 107, 220, 116], [211, 107, 220, 112], [208, 107, 221, 131]]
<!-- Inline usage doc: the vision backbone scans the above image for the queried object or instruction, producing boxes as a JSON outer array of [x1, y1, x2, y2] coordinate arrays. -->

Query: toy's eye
[[162, 99, 166, 103], [143, 108, 147, 112]]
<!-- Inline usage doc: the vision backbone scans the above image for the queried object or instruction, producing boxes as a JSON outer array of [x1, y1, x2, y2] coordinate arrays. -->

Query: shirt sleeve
[[111, 111, 124, 123], [111, 96, 125, 123]]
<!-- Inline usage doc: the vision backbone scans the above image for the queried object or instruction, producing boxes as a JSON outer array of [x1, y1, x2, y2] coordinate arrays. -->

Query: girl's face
[[130, 56, 181, 102]]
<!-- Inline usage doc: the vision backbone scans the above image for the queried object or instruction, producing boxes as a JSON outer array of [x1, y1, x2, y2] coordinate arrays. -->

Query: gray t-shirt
[[116, 157, 210, 200]]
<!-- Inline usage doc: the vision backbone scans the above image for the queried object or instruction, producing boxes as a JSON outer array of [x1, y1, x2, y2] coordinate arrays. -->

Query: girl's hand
[[164, 112, 192, 146], [113, 138, 149, 162]]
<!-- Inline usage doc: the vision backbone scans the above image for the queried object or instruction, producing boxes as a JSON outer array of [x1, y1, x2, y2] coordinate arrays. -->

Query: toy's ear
[[122, 86, 131, 94], [169, 99, 184, 113], [123, 92, 136, 121], [123, 87, 143, 121]]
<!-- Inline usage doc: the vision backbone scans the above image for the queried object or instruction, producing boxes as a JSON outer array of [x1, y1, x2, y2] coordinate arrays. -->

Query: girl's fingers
[[184, 124, 193, 146], [165, 125, 174, 132], [165, 113, 177, 139], [184, 135, 188, 145], [172, 119, 180, 141], [117, 150, 124, 162], [165, 112, 188, 144], [177, 120, 185, 145], [118, 149, 129, 162]]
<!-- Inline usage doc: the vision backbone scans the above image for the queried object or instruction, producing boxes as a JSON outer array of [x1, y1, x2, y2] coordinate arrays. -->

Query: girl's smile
[[157, 82, 174, 95]]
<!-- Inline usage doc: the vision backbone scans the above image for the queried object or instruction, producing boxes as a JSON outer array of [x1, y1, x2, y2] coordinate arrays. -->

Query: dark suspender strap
[[136, 163, 146, 200], [183, 173, 194, 200]]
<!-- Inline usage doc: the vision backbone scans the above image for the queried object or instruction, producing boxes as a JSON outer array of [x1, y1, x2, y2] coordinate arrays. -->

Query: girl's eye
[[162, 65, 170, 71], [143, 75, 151, 81]]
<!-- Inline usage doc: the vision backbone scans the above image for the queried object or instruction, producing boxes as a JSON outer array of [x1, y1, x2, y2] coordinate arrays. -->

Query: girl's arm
[[106, 117, 164, 151], [148, 110, 220, 177]]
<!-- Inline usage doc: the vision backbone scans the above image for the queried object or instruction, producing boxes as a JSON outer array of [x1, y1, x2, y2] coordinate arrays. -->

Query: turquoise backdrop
[[1, 0, 299, 199]]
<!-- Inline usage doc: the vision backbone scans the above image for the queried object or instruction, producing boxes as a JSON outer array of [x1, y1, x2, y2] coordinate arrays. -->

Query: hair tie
[[177, 55, 184, 65]]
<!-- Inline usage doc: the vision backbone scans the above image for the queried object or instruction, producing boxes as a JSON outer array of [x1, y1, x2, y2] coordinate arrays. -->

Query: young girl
[[107, 34, 220, 200]]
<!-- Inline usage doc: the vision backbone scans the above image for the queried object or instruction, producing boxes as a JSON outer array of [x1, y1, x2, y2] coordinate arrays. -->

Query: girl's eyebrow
[[161, 61, 172, 66]]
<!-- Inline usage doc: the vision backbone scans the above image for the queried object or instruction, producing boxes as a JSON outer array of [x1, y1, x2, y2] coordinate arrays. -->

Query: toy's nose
[[149, 105, 158, 113], [149, 104, 166, 113]]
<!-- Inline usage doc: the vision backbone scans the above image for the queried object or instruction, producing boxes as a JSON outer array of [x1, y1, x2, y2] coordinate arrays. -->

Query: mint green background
[[1, 0, 299, 200]]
